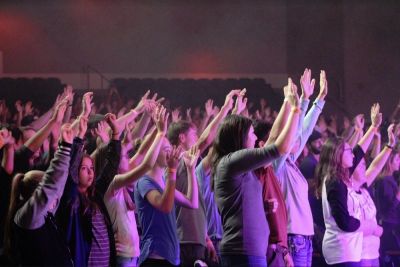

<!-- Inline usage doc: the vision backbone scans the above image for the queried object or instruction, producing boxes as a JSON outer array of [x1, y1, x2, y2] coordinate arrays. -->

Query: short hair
[[167, 120, 195, 146]]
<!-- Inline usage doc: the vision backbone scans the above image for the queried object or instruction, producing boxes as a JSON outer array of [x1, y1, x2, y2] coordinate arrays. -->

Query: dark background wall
[[0, 0, 399, 117]]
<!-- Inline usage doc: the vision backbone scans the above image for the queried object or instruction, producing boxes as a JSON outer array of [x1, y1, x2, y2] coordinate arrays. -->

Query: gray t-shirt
[[214, 145, 279, 257], [175, 159, 207, 246]]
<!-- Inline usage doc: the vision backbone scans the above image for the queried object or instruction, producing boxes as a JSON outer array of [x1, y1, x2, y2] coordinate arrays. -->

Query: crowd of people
[[0, 68, 399, 267]]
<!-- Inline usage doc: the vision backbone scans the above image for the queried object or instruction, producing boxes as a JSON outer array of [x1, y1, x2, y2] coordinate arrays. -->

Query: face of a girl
[[79, 157, 95, 190], [245, 125, 257, 149], [341, 143, 354, 168]]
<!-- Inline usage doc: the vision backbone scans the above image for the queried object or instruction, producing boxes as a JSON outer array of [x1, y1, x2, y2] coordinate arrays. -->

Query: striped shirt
[[88, 209, 110, 267]]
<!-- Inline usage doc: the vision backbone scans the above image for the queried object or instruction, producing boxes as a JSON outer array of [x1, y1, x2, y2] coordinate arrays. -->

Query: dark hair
[[211, 115, 253, 178], [315, 136, 349, 198], [253, 120, 272, 147], [167, 121, 195, 146]]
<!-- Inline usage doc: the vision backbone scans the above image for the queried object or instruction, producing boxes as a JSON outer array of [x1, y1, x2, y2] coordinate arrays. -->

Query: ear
[[258, 140, 265, 148]]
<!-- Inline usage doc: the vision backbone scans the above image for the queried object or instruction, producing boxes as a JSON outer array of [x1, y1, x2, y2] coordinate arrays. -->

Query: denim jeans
[[221, 255, 267, 267], [116, 256, 138, 267], [288, 234, 313, 267]]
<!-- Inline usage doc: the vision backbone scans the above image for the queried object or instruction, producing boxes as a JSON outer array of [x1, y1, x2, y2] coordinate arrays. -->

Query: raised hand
[[24, 101, 34, 116], [286, 78, 300, 109], [0, 129, 15, 146], [167, 146, 182, 170], [371, 103, 382, 128], [318, 70, 328, 100], [223, 89, 242, 111], [52, 99, 68, 123], [153, 105, 169, 134], [171, 108, 182, 122], [387, 124, 396, 147], [300, 68, 315, 100], [353, 114, 365, 130], [205, 99, 214, 117], [233, 88, 248, 115], [15, 100, 23, 113], [186, 108, 192, 122], [60, 123, 74, 144], [104, 113, 123, 139], [92, 120, 110, 144], [182, 145, 200, 170], [64, 85, 74, 105], [81, 92, 93, 118]]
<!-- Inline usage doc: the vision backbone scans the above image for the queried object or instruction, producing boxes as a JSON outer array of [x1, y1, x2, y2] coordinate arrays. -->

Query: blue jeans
[[221, 255, 267, 267], [116, 256, 138, 267], [288, 234, 313, 267]]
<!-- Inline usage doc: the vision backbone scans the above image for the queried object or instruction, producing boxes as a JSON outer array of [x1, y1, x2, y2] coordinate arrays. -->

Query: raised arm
[[145, 146, 181, 213], [266, 85, 291, 145], [365, 124, 396, 186], [198, 99, 215, 134], [358, 103, 382, 153], [347, 115, 364, 148], [112, 106, 169, 190], [196, 89, 241, 153], [174, 145, 200, 209], [14, 123, 73, 229], [95, 113, 122, 196], [292, 70, 328, 160], [24, 99, 67, 153], [128, 127, 157, 169]]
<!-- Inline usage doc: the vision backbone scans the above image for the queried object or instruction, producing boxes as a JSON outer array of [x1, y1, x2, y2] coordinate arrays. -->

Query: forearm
[[197, 104, 230, 153], [266, 100, 290, 145], [347, 127, 362, 148], [63, 106, 72, 124], [370, 137, 381, 159], [117, 109, 139, 127], [198, 114, 211, 134], [366, 146, 392, 186], [131, 113, 152, 140], [275, 108, 300, 155], [358, 126, 378, 153], [25, 119, 57, 152], [160, 173, 177, 212], [129, 128, 157, 169], [28, 108, 53, 131], [2, 145, 14, 175]]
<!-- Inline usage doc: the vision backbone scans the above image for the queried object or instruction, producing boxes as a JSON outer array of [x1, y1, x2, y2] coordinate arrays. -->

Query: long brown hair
[[211, 115, 253, 189], [315, 136, 349, 198], [3, 172, 41, 261]]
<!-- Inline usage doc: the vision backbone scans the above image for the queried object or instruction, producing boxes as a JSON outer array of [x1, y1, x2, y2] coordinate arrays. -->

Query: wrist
[[300, 95, 309, 101], [291, 106, 301, 113], [385, 144, 394, 150]]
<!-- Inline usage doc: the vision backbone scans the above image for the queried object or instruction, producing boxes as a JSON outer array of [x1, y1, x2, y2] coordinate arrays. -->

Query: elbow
[[276, 143, 290, 156], [189, 201, 199, 209], [160, 205, 174, 214]]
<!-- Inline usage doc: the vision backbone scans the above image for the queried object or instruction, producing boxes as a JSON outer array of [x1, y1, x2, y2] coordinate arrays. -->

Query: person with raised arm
[[3, 112, 74, 266], [351, 124, 396, 267], [167, 89, 243, 266], [134, 132, 200, 266], [212, 80, 300, 267], [271, 69, 327, 267], [57, 91, 122, 267], [315, 103, 383, 266], [104, 105, 168, 267]]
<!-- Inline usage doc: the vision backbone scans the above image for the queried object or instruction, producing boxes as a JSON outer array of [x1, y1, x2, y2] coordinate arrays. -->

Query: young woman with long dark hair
[[212, 80, 300, 267], [315, 104, 383, 267]]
